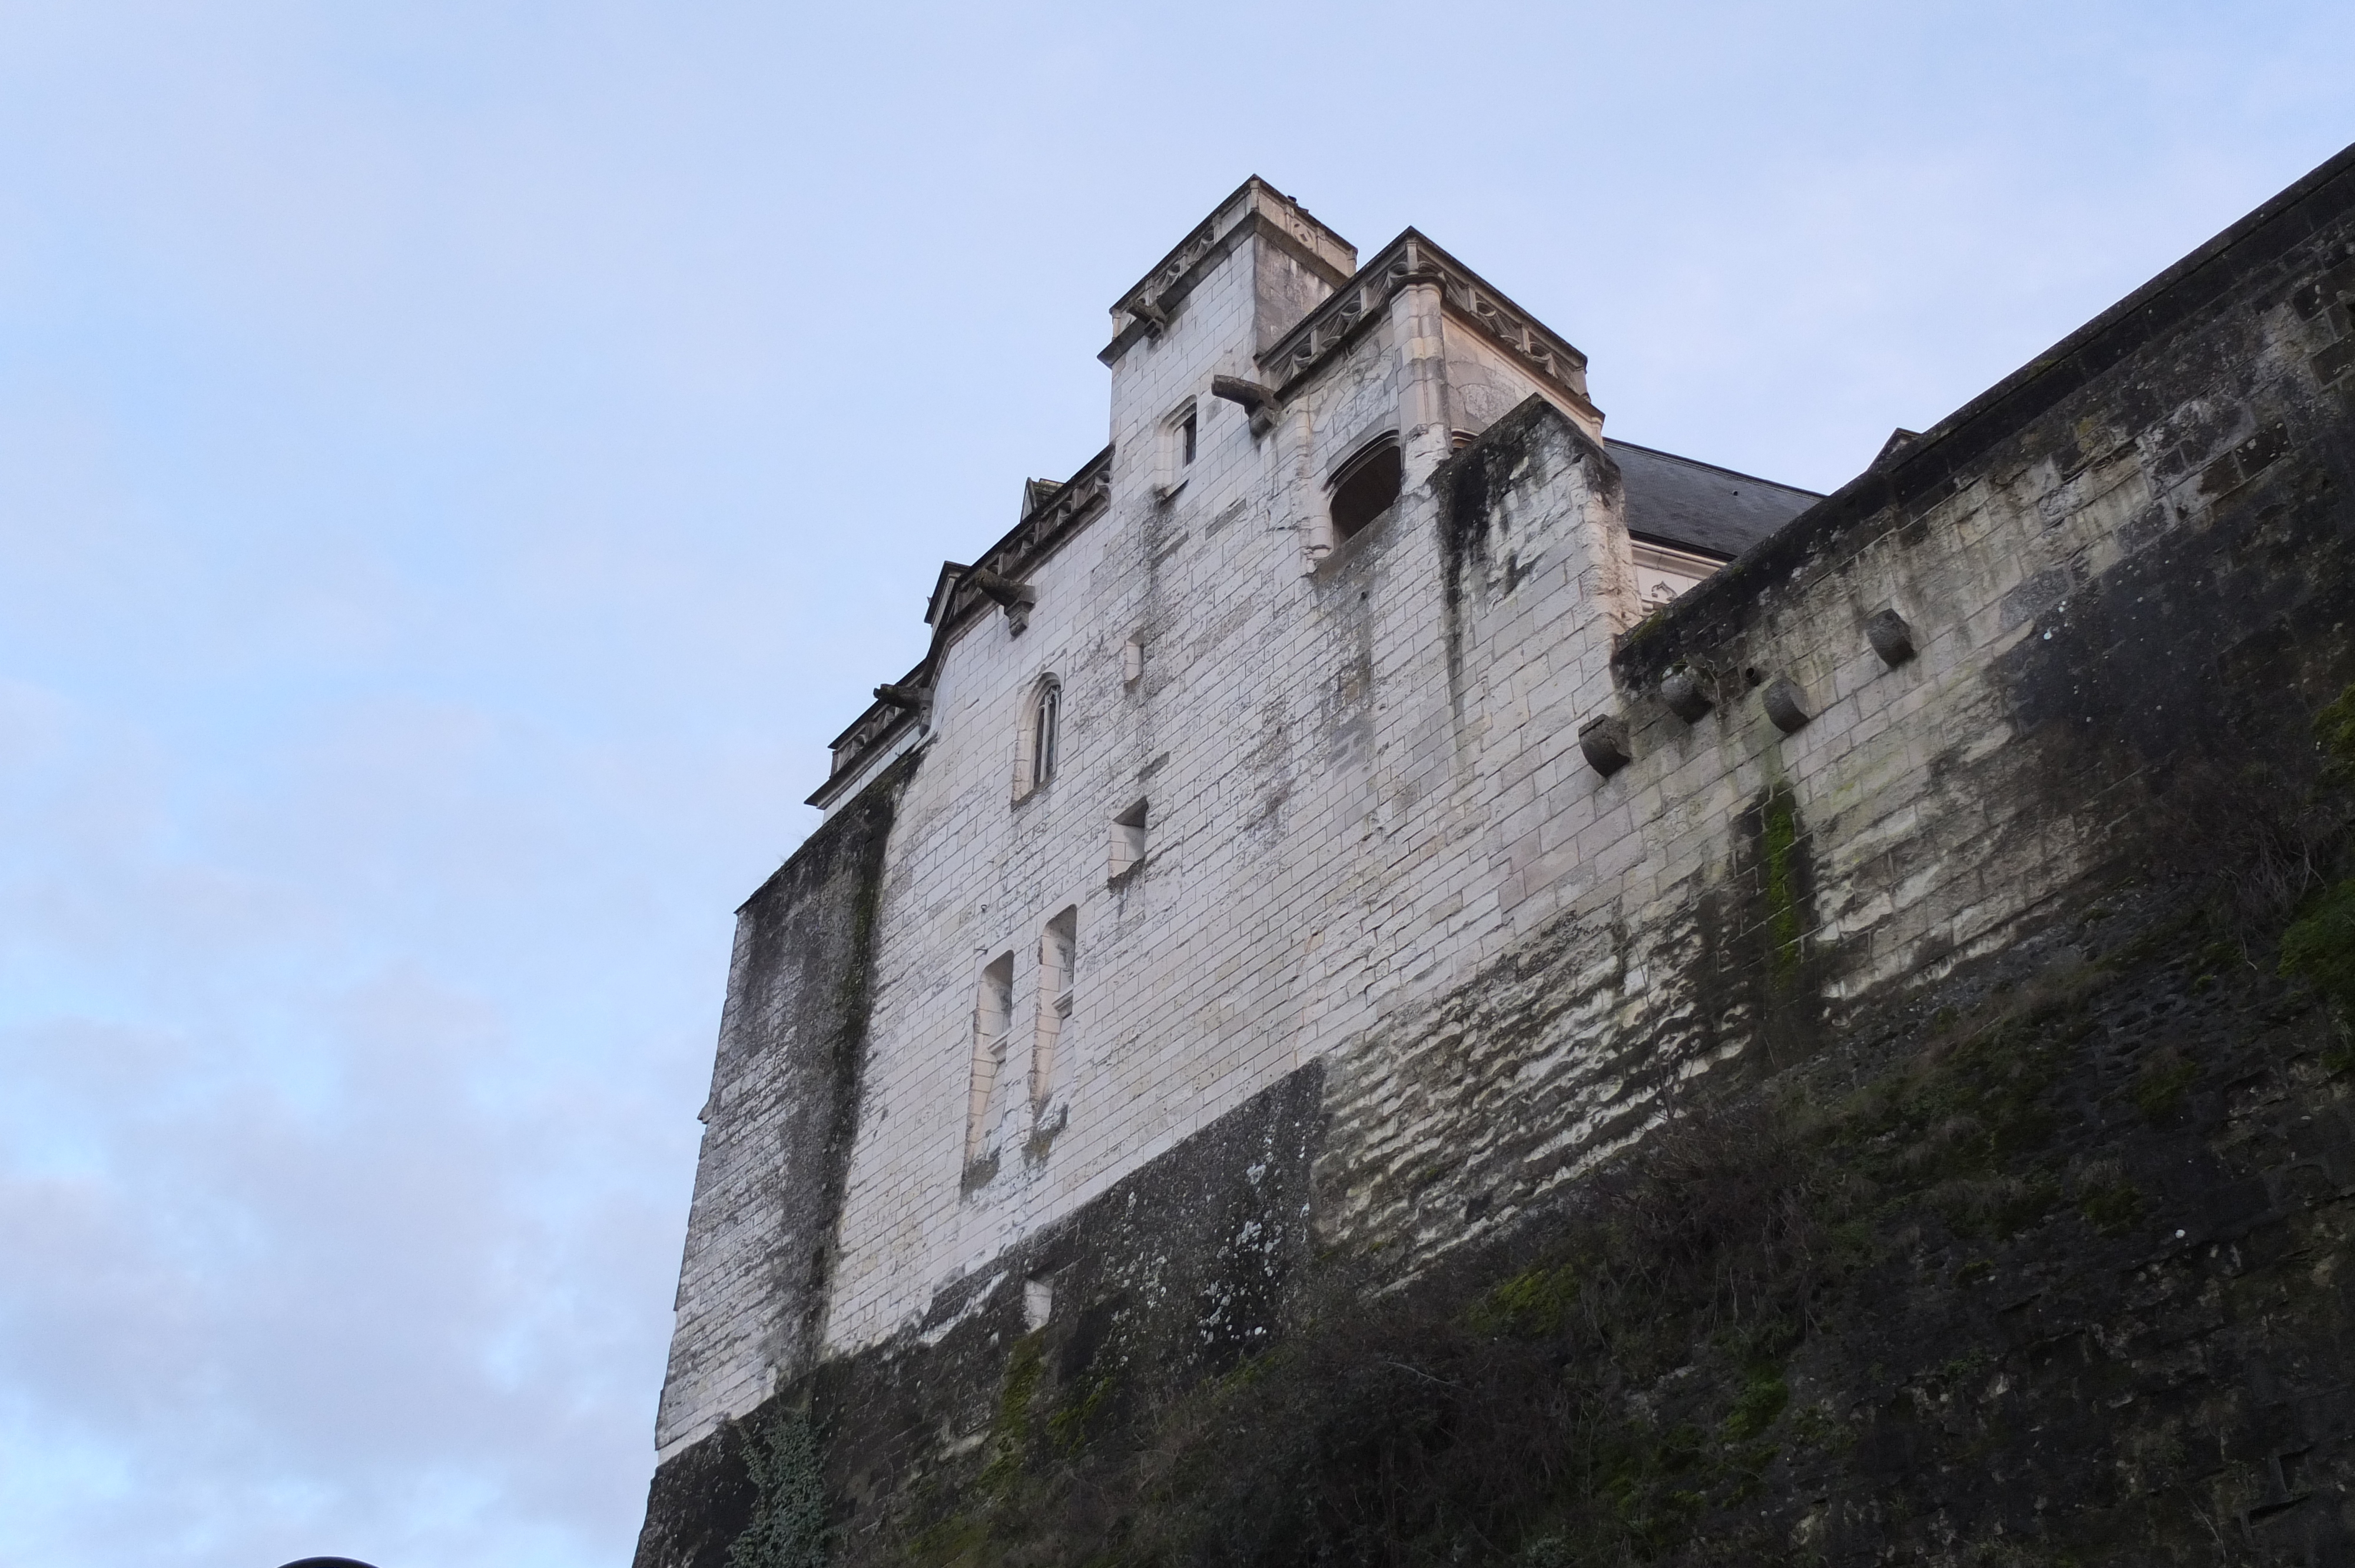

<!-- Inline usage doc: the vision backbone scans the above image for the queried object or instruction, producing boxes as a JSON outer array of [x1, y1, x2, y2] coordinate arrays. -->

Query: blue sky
[[0, 4, 2347, 1565]]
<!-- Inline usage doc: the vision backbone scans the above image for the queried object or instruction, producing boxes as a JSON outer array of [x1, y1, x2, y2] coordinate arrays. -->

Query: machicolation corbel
[[1866, 607, 1917, 666], [1660, 669, 1713, 723], [1761, 677, 1812, 733], [1578, 713, 1632, 776]]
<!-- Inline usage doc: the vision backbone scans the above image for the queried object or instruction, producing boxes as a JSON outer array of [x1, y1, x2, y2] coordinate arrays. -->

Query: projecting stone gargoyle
[[966, 567, 1037, 609], [1211, 375, 1283, 436]]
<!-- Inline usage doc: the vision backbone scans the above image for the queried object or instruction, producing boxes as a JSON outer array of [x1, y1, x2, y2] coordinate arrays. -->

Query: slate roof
[[1607, 438, 1822, 560]]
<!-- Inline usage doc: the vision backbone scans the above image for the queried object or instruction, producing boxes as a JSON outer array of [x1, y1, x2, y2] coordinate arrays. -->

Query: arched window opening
[[1329, 440, 1402, 544], [1013, 676, 1062, 802]]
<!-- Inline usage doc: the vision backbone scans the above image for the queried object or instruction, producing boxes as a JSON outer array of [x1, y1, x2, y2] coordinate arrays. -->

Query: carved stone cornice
[[811, 672, 923, 803], [1258, 230, 1597, 420], [1099, 178, 1357, 365], [808, 447, 1114, 809], [927, 449, 1110, 632], [1112, 216, 1218, 337]]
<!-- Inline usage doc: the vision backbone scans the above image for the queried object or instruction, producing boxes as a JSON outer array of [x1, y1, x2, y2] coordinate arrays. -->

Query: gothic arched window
[[1032, 681, 1060, 788], [1015, 677, 1061, 802]]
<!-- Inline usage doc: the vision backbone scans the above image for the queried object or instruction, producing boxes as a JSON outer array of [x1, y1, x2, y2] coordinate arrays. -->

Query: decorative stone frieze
[[1261, 230, 1597, 426]]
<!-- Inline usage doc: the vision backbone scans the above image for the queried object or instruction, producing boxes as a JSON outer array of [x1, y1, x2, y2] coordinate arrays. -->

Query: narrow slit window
[[1030, 906, 1077, 1109], [1109, 799, 1148, 881], [964, 953, 1013, 1162], [1159, 402, 1198, 494]]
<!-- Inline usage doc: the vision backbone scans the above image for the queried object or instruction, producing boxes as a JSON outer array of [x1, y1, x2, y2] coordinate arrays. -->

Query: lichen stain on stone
[[1437, 401, 1547, 722], [1760, 786, 1806, 991]]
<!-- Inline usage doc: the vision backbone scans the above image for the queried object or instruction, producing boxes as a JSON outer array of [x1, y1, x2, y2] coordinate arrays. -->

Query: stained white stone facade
[[653, 180, 1806, 1459]]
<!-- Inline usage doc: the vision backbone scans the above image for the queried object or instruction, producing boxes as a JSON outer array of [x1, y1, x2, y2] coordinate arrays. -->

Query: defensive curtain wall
[[636, 142, 2355, 1566]]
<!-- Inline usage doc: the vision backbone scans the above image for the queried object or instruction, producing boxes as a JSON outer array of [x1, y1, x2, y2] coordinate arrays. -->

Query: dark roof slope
[[1607, 438, 1822, 559]]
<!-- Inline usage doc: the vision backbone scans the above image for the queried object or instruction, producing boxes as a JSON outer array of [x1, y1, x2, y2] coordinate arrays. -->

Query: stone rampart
[[634, 142, 2355, 1566], [1319, 135, 2355, 1281]]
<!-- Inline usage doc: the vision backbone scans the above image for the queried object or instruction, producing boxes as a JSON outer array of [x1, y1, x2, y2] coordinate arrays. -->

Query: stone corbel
[[1761, 676, 1812, 734], [1866, 608, 1917, 666], [1578, 713, 1632, 777], [1660, 669, 1713, 723]]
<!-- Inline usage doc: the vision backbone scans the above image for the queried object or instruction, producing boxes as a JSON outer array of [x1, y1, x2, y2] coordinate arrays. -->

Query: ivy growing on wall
[[2280, 682, 2355, 1019], [727, 1403, 831, 1568]]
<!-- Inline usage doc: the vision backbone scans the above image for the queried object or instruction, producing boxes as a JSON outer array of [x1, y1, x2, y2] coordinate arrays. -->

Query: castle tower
[[648, 178, 1818, 1472]]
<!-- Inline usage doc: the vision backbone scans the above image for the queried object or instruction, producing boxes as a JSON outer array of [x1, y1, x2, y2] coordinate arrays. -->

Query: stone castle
[[636, 151, 2355, 1566]]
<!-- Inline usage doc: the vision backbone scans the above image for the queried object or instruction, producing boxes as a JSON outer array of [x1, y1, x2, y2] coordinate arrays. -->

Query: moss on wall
[[857, 894, 2351, 1567], [1760, 786, 1805, 992], [2281, 685, 2355, 1021], [805, 645, 2355, 1566]]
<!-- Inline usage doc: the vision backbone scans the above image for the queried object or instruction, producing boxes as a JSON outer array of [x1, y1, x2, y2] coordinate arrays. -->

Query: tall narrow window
[[1031, 682, 1059, 789], [965, 953, 1013, 1162], [1179, 407, 1197, 466], [1030, 907, 1077, 1110], [1014, 675, 1061, 802], [1109, 799, 1149, 881]]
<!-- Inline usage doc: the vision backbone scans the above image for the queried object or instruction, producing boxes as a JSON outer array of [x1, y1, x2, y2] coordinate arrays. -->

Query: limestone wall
[[1321, 137, 2355, 1274], [634, 142, 2355, 1567], [812, 282, 1608, 1388], [656, 191, 1636, 1457]]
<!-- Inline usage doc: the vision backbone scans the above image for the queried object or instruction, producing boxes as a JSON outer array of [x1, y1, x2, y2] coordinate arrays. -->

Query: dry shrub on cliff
[[1047, 964, 2121, 1567], [1036, 1102, 1842, 1568], [2140, 682, 2355, 938]]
